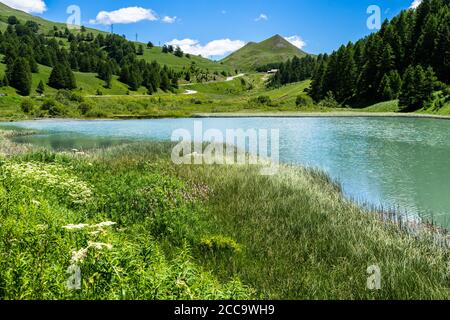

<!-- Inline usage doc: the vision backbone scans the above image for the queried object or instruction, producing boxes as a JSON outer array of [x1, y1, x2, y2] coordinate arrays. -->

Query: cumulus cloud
[[0, 0, 46, 13], [284, 35, 306, 49], [162, 16, 177, 24], [410, 0, 422, 9], [90, 7, 158, 25], [166, 38, 246, 58], [255, 14, 268, 22]]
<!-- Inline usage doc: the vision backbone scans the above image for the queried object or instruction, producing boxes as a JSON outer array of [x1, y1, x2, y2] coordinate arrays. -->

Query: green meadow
[[0, 129, 448, 299]]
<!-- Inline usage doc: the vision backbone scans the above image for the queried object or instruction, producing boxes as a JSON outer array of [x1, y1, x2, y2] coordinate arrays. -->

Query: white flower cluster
[[63, 221, 116, 231], [1, 161, 93, 204]]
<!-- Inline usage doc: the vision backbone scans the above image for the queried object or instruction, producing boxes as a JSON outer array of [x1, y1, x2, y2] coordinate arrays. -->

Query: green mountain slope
[[0, 3, 232, 96], [222, 34, 308, 71], [0, 3, 102, 35]]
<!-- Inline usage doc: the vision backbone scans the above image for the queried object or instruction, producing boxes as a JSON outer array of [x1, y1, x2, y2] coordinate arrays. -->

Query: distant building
[[267, 69, 279, 74]]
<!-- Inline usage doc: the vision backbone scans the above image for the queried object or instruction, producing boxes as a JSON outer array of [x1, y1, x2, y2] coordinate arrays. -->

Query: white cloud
[[166, 38, 246, 58], [90, 7, 158, 25], [162, 16, 177, 24], [0, 0, 46, 13], [410, 0, 422, 9], [284, 35, 306, 49], [255, 14, 268, 22]]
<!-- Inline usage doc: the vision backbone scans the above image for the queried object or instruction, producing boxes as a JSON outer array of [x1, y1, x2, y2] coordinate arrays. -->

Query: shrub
[[199, 235, 242, 255], [318, 91, 341, 109], [295, 95, 313, 108], [443, 86, 450, 102], [249, 95, 273, 107], [20, 98, 34, 113], [56, 90, 83, 103], [40, 97, 57, 111], [78, 102, 93, 115], [85, 108, 107, 118], [40, 98, 65, 116]]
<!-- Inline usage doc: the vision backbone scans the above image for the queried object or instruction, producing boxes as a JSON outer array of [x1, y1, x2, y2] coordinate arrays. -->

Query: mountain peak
[[222, 34, 308, 71]]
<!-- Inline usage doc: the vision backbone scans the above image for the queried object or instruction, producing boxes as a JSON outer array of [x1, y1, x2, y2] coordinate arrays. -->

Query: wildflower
[[88, 241, 113, 250], [63, 224, 90, 230], [94, 221, 117, 228], [71, 247, 89, 264]]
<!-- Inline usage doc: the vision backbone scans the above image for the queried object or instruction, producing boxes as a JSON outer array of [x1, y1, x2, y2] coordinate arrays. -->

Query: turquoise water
[[2, 117, 450, 229]]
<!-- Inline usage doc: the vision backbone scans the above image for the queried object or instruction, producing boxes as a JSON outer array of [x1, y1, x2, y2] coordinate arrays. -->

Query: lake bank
[[3, 110, 450, 122], [193, 111, 450, 120], [3, 117, 450, 231]]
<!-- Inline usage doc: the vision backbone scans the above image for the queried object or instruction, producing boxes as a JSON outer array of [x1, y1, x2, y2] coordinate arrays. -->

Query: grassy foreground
[[0, 129, 449, 300]]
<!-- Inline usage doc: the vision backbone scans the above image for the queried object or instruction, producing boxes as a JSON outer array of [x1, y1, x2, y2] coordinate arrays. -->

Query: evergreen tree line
[[265, 55, 317, 88], [0, 16, 181, 95], [268, 0, 450, 111]]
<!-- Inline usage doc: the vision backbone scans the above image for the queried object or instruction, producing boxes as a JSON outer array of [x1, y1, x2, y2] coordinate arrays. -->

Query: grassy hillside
[[222, 35, 308, 71], [141, 45, 232, 73], [0, 2, 231, 96], [0, 3, 102, 36]]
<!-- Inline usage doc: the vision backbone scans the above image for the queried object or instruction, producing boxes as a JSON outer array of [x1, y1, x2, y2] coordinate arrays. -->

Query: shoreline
[[2, 111, 450, 122], [192, 111, 450, 120]]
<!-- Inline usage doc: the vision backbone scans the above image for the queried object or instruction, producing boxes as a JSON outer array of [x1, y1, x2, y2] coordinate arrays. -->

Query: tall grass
[[175, 162, 450, 299], [0, 141, 253, 299]]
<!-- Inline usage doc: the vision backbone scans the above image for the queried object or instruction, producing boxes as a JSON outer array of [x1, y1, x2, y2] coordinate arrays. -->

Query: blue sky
[[1, 0, 421, 59]]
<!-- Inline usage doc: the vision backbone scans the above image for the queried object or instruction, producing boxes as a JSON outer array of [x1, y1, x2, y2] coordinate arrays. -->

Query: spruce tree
[[137, 45, 144, 56], [174, 46, 184, 58], [9, 58, 32, 96], [48, 63, 76, 89], [388, 70, 402, 99], [378, 74, 394, 101], [160, 70, 170, 91], [36, 80, 45, 95]]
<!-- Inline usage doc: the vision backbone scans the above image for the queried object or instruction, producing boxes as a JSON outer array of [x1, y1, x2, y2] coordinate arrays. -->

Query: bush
[[40, 97, 57, 111], [318, 91, 341, 109], [40, 98, 65, 117], [20, 99, 34, 113], [199, 235, 242, 255], [78, 102, 93, 115], [249, 95, 272, 107], [85, 108, 107, 118], [443, 86, 450, 102], [295, 95, 313, 108], [56, 90, 83, 103]]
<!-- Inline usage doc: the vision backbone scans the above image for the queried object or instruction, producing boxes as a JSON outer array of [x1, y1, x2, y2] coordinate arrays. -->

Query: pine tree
[[174, 46, 184, 58], [137, 44, 144, 55], [399, 66, 416, 111], [378, 74, 394, 101], [388, 70, 402, 99], [160, 70, 170, 91], [2, 74, 9, 87], [48, 63, 76, 89], [399, 65, 436, 111], [48, 63, 65, 89], [9, 58, 32, 96]]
